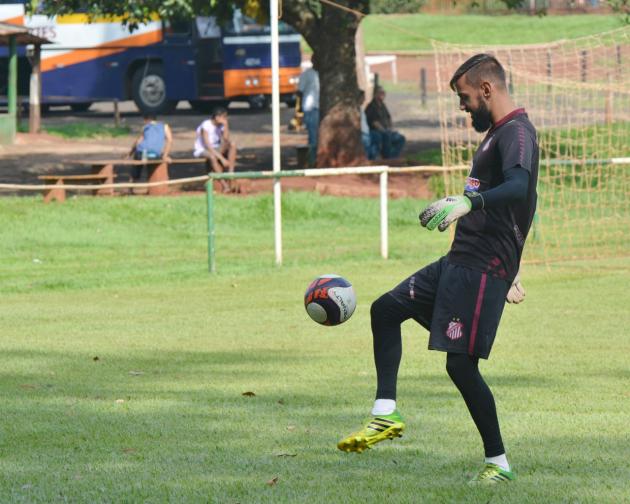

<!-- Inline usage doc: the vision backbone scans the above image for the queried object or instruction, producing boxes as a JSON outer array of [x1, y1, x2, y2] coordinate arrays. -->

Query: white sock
[[485, 454, 510, 472], [371, 399, 396, 416]]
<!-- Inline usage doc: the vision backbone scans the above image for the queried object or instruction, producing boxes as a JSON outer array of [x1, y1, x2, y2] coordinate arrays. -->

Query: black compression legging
[[446, 353, 505, 457], [371, 292, 505, 457]]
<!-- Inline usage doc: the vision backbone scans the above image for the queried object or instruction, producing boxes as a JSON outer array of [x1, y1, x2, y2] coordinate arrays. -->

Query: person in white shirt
[[194, 107, 237, 192], [298, 63, 320, 166]]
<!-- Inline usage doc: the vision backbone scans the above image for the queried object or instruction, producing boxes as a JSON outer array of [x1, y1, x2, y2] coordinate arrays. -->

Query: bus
[[0, 3, 302, 113]]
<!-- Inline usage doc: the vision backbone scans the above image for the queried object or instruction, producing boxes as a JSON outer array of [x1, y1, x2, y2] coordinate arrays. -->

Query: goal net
[[432, 27, 630, 264]]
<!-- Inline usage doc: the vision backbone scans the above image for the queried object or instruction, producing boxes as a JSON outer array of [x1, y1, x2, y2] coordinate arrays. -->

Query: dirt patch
[[234, 173, 433, 199], [1, 88, 440, 200]]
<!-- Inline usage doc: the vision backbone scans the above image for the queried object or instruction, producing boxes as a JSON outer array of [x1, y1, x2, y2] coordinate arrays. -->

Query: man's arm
[[162, 124, 173, 162], [372, 120, 385, 131], [382, 104, 393, 130], [128, 133, 143, 158], [419, 167, 529, 231], [203, 129, 227, 164], [365, 102, 382, 131], [464, 167, 529, 210], [222, 118, 230, 141], [420, 123, 534, 231]]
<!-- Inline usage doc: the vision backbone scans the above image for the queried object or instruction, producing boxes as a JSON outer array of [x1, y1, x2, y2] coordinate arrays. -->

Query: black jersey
[[447, 109, 539, 282]]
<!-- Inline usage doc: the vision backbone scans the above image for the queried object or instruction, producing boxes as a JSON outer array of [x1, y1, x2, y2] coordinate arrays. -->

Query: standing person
[[298, 60, 320, 167], [128, 114, 173, 182], [193, 107, 237, 193], [365, 86, 406, 159], [337, 54, 538, 485]]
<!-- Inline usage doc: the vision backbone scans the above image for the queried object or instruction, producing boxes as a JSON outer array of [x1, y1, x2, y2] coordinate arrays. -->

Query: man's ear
[[480, 81, 492, 99]]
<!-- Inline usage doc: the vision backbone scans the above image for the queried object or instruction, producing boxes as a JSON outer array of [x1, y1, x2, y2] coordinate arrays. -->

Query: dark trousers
[[370, 293, 506, 457], [132, 150, 160, 180], [371, 130, 406, 159], [303, 109, 319, 166]]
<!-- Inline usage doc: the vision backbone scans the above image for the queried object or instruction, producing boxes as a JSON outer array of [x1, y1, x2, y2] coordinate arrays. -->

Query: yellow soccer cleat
[[337, 410, 405, 453], [469, 463, 516, 484]]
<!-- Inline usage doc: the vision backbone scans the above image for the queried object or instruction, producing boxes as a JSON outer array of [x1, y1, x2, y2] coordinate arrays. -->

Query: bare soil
[[0, 68, 441, 199]]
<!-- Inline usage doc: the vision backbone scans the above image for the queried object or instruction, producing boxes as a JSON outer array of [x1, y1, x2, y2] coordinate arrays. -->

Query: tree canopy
[[31, 1, 263, 28], [34, 0, 370, 166]]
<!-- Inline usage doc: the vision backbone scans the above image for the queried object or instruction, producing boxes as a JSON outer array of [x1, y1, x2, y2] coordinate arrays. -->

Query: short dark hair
[[449, 53, 506, 92], [211, 106, 228, 118], [143, 113, 157, 120]]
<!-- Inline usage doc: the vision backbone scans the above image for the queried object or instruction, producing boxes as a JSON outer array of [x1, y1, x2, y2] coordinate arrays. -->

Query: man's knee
[[370, 293, 409, 324], [446, 353, 477, 383], [202, 150, 216, 161]]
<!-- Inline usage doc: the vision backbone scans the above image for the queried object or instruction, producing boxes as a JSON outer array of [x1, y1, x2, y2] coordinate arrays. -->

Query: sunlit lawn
[[1, 194, 629, 502]]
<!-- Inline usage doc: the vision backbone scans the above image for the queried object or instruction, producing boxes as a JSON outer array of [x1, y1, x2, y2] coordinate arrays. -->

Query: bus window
[[164, 17, 191, 36], [224, 9, 295, 36], [195, 17, 220, 39]]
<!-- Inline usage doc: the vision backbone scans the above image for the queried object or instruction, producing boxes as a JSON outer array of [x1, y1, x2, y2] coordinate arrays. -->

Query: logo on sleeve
[[446, 318, 464, 340], [482, 135, 494, 151], [465, 177, 480, 192]]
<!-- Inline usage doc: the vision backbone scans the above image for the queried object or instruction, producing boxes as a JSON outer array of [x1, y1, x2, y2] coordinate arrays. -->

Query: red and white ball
[[304, 274, 356, 326]]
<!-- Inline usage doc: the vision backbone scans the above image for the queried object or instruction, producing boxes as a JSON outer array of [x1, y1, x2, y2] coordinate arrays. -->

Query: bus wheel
[[189, 100, 229, 114], [132, 64, 177, 114], [248, 94, 270, 110], [70, 102, 93, 113]]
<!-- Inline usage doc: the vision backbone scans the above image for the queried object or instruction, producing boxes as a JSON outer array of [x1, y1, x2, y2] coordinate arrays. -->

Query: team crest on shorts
[[446, 318, 464, 340]]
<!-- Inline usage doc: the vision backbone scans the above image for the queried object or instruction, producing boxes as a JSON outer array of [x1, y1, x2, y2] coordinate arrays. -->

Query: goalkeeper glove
[[419, 195, 471, 232], [506, 274, 526, 304]]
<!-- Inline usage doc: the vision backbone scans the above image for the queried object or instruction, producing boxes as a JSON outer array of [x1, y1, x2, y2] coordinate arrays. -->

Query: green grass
[[539, 122, 630, 160], [359, 14, 624, 52], [1, 194, 629, 502], [40, 122, 131, 139], [405, 147, 443, 166]]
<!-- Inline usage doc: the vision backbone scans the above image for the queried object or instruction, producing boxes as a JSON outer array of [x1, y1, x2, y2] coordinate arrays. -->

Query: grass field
[[360, 14, 624, 52], [1, 193, 629, 503], [18, 122, 131, 138]]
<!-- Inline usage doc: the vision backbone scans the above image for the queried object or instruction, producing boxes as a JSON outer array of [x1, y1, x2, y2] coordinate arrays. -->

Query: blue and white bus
[[0, 4, 302, 113]]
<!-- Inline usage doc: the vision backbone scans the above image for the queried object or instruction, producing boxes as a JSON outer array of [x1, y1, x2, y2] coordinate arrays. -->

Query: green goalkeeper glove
[[419, 195, 471, 232], [506, 274, 526, 304]]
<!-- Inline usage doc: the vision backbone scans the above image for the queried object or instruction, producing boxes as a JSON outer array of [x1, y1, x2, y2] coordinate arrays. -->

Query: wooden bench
[[66, 158, 210, 196], [38, 174, 114, 203]]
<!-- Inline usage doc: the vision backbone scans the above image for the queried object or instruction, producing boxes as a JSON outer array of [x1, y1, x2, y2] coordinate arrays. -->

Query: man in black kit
[[338, 54, 538, 484]]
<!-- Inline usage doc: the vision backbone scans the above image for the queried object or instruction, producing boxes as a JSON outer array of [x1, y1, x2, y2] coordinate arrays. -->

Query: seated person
[[365, 86, 406, 160], [128, 114, 173, 181], [359, 90, 381, 161], [193, 107, 237, 193]]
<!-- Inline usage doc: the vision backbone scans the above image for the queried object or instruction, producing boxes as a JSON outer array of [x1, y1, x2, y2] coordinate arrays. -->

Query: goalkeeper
[[338, 54, 538, 484]]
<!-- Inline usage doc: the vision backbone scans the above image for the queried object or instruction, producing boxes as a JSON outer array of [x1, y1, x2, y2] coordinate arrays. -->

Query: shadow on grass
[[0, 344, 628, 501]]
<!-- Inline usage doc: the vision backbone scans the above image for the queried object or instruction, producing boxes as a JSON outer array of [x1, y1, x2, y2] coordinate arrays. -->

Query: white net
[[433, 27, 630, 264]]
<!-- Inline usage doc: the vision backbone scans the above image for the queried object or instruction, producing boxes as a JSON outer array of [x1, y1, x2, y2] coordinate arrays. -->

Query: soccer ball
[[304, 274, 356, 326]]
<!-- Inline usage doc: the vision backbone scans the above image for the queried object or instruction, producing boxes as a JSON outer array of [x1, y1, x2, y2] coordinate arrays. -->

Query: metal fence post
[[420, 68, 427, 108], [380, 169, 388, 259], [206, 179, 216, 273]]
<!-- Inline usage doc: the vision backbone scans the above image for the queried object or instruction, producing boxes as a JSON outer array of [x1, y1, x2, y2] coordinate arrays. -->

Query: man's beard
[[471, 101, 492, 133]]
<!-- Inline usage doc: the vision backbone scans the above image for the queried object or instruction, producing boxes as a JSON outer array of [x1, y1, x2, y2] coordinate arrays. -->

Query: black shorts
[[389, 257, 510, 359]]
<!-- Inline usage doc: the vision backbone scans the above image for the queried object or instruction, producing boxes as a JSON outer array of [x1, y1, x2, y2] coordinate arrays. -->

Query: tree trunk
[[282, 1, 369, 167]]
